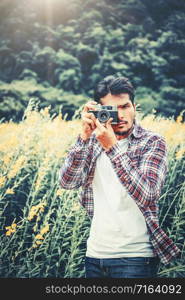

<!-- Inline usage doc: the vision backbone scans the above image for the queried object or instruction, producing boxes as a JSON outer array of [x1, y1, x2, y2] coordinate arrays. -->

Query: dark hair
[[94, 75, 135, 103]]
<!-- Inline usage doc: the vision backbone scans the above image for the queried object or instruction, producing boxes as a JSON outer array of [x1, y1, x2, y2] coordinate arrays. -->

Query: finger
[[88, 112, 97, 122], [83, 116, 96, 127], [105, 117, 113, 128], [82, 112, 96, 123], [95, 118, 106, 130], [83, 101, 97, 112]]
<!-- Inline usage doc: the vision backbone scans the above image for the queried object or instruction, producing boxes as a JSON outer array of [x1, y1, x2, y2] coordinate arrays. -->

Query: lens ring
[[97, 110, 110, 122]]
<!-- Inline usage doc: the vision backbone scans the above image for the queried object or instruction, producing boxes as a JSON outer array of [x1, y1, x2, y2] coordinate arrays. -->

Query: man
[[59, 76, 180, 278]]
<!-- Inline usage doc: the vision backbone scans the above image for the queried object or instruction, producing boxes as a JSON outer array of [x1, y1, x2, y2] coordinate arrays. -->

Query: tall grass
[[0, 104, 184, 277]]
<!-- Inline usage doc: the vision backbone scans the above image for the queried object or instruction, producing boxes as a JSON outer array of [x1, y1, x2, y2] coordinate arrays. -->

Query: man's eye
[[118, 105, 130, 109]]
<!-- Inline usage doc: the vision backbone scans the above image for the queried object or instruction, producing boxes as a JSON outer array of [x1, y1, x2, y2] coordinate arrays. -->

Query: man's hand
[[80, 101, 97, 141], [94, 118, 117, 151]]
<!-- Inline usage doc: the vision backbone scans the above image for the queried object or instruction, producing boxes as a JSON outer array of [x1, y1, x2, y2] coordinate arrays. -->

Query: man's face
[[100, 93, 136, 139]]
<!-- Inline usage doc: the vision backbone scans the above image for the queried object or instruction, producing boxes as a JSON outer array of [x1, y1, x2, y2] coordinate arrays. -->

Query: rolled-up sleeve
[[59, 135, 92, 189]]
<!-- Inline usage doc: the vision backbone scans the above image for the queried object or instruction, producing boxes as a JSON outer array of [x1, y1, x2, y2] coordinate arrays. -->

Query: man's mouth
[[117, 121, 127, 127]]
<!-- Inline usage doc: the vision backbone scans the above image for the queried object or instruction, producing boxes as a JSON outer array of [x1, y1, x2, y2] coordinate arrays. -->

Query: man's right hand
[[80, 101, 98, 141]]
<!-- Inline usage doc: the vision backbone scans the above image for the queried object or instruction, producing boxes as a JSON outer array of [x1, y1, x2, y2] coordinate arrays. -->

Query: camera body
[[89, 105, 118, 124]]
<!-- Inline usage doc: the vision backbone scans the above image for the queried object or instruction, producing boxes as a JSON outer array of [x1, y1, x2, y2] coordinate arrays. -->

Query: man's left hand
[[94, 118, 117, 151]]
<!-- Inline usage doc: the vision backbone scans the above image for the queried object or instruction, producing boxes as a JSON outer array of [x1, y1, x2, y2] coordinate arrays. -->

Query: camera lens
[[97, 110, 110, 123]]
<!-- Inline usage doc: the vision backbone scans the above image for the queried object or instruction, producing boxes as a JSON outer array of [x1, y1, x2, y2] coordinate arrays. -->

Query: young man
[[59, 76, 180, 278]]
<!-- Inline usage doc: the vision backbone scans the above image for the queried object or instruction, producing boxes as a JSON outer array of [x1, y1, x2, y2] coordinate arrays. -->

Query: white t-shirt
[[86, 138, 154, 258]]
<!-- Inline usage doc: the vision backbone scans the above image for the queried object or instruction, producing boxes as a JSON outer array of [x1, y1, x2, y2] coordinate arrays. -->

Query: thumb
[[106, 117, 113, 128]]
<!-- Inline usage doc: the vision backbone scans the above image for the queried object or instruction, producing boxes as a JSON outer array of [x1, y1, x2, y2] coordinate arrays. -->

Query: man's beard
[[114, 131, 129, 136], [114, 119, 135, 136]]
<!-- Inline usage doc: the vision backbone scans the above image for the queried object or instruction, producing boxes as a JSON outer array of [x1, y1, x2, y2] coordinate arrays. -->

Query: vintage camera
[[89, 105, 118, 124]]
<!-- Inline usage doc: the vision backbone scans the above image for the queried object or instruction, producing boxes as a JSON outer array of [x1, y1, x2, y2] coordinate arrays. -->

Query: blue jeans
[[85, 256, 159, 278]]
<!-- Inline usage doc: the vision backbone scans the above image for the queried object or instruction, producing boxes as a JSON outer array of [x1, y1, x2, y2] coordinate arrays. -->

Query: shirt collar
[[129, 119, 144, 139]]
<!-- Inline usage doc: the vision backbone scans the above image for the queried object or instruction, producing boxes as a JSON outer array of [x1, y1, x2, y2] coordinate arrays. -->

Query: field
[[0, 104, 184, 278]]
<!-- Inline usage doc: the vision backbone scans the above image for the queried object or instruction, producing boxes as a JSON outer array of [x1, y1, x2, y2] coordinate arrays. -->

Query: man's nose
[[118, 109, 125, 120]]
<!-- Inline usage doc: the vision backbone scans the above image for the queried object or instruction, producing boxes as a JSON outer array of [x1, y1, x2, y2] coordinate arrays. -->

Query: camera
[[89, 105, 118, 124]]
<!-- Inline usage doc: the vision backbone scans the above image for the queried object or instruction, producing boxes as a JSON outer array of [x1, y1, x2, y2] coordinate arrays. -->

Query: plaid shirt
[[59, 120, 180, 264]]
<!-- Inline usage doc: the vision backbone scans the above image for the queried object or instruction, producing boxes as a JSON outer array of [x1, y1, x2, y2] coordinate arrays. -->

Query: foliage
[[0, 79, 86, 122], [0, 0, 185, 121]]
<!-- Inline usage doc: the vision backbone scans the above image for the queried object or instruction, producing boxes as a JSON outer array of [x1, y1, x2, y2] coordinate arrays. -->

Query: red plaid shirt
[[59, 120, 180, 264]]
